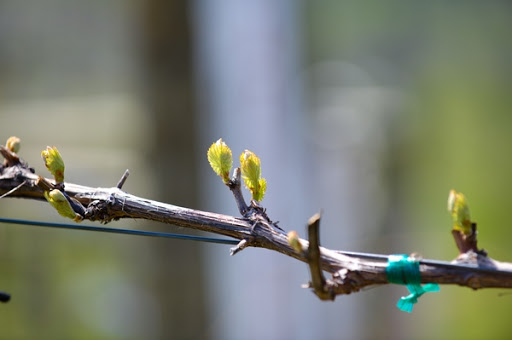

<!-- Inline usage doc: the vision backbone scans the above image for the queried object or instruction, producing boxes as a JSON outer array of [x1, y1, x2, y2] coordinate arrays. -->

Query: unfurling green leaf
[[240, 150, 266, 201], [207, 138, 233, 184], [44, 189, 82, 221], [5, 136, 21, 153], [41, 146, 65, 183], [447, 189, 472, 235]]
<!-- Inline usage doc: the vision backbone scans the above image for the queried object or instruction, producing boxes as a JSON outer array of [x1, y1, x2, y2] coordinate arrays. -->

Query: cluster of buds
[[207, 138, 267, 202], [40, 146, 83, 222]]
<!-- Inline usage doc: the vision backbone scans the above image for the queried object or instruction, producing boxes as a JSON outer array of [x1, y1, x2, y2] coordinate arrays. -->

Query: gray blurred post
[[139, 1, 207, 338], [192, 1, 362, 339]]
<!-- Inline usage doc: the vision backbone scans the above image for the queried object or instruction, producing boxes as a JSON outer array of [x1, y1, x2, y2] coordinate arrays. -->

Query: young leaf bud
[[447, 189, 472, 235], [5, 136, 21, 153], [239, 150, 266, 201], [44, 189, 82, 221], [287, 230, 303, 253], [41, 146, 65, 183], [207, 138, 233, 184]]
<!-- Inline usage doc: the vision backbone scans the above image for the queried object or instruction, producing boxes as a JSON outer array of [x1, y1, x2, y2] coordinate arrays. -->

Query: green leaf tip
[[44, 189, 82, 222], [240, 150, 267, 201], [207, 138, 233, 184], [41, 146, 65, 183], [6, 136, 21, 153], [448, 189, 472, 235]]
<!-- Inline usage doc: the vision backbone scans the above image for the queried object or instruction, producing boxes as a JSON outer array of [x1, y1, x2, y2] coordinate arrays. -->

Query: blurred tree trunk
[[139, 1, 206, 338]]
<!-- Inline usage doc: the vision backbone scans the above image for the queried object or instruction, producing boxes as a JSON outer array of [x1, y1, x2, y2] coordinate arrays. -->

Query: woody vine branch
[[1, 136, 512, 304]]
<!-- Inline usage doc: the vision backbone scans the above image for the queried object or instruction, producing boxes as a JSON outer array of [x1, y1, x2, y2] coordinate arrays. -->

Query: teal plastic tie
[[386, 254, 440, 313]]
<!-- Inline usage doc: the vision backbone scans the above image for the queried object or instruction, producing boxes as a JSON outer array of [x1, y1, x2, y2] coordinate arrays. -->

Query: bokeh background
[[1, 1, 512, 339]]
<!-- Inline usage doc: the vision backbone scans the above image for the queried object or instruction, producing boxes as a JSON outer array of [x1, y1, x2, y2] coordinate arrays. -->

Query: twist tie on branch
[[386, 254, 440, 313]]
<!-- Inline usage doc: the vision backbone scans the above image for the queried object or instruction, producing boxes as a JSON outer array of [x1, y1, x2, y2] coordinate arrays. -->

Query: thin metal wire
[[0, 218, 509, 275], [0, 217, 239, 245]]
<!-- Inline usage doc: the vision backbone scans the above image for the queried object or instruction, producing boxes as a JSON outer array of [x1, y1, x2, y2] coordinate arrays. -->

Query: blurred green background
[[1, 1, 512, 339]]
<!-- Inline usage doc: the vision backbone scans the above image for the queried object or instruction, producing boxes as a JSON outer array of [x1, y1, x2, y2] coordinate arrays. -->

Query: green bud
[[41, 146, 65, 183], [6, 136, 21, 153], [207, 138, 233, 184], [448, 189, 472, 235], [44, 189, 82, 221], [287, 231, 303, 253], [239, 150, 266, 201]]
